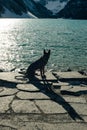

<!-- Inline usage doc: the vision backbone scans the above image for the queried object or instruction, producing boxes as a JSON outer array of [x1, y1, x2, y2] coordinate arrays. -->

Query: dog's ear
[[48, 50, 51, 54], [44, 49, 46, 54]]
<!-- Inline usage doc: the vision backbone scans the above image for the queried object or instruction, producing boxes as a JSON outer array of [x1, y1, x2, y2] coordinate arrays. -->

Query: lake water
[[0, 19, 87, 71]]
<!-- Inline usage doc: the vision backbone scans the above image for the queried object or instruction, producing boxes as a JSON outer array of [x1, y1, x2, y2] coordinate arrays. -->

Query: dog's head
[[43, 49, 51, 60], [44, 49, 50, 56]]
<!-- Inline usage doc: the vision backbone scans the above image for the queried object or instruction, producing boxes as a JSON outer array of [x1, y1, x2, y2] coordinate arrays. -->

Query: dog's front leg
[[41, 67, 46, 80], [40, 69, 43, 77], [42, 67, 45, 76]]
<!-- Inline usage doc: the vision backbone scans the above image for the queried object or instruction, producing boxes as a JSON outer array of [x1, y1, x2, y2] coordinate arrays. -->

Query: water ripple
[[0, 19, 87, 71]]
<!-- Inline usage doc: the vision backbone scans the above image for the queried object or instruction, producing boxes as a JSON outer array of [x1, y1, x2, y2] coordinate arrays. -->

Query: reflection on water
[[0, 19, 87, 71], [0, 19, 19, 70]]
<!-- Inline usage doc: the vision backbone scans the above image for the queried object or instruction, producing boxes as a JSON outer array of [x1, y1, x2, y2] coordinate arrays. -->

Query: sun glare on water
[[0, 19, 18, 31], [0, 19, 19, 47], [0, 19, 20, 70]]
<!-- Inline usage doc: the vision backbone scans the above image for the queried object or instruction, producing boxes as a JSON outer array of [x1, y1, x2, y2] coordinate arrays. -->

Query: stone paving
[[0, 71, 87, 130]]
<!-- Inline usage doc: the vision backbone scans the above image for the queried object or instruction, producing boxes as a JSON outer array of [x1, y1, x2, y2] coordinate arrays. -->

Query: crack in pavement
[[5, 91, 20, 114], [33, 100, 44, 114]]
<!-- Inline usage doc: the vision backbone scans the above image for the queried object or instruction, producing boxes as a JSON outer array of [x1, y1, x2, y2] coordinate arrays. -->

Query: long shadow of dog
[[27, 75, 84, 121], [0, 74, 84, 121]]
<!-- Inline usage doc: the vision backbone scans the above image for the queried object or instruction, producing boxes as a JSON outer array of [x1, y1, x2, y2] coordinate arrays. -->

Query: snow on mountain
[[45, 0, 69, 15], [34, 0, 69, 15]]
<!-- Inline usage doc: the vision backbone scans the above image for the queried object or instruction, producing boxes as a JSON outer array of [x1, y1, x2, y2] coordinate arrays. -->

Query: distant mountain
[[0, 0, 53, 18], [0, 0, 87, 19]]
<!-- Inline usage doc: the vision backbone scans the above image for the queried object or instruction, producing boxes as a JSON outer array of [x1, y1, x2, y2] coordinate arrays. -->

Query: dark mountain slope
[[56, 0, 87, 19]]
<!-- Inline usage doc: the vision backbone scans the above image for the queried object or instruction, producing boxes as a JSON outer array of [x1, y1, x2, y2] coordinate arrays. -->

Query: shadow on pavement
[[28, 75, 84, 121]]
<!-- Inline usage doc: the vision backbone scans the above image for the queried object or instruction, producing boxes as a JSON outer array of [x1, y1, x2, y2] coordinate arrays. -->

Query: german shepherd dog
[[25, 49, 50, 80]]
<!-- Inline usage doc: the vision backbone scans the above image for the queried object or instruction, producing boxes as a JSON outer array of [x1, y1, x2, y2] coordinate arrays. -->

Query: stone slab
[[0, 121, 87, 130], [61, 85, 73, 91], [45, 72, 58, 81], [57, 81, 69, 86], [0, 114, 81, 125], [63, 96, 86, 103], [54, 71, 87, 79], [0, 72, 27, 83], [0, 118, 18, 129], [0, 88, 4, 92], [0, 87, 18, 96], [0, 96, 14, 113], [0, 119, 87, 130], [12, 100, 40, 113], [52, 82, 61, 89], [18, 123, 87, 130], [0, 126, 15, 130], [17, 91, 50, 100], [51, 83, 61, 93], [70, 103, 87, 115], [61, 86, 87, 96], [17, 84, 40, 92], [66, 86, 87, 92], [35, 100, 66, 114], [82, 116, 87, 122], [0, 114, 87, 128], [36, 71, 57, 81]]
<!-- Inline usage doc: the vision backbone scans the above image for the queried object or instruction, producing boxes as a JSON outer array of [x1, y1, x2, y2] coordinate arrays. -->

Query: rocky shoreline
[[0, 70, 87, 130]]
